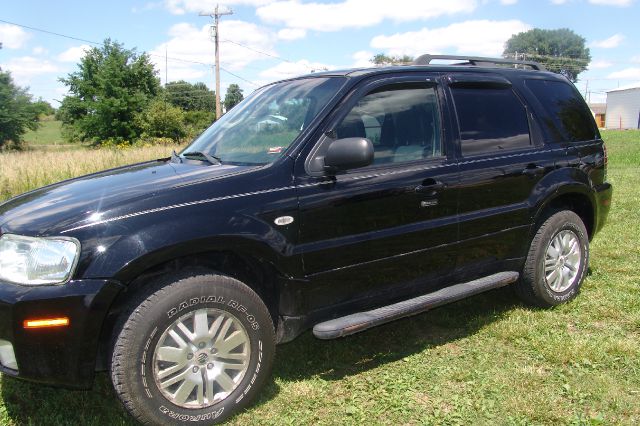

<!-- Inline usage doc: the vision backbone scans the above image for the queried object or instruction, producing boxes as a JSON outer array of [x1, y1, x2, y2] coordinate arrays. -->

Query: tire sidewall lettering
[[159, 405, 225, 422], [540, 221, 588, 302], [113, 274, 275, 425], [167, 296, 260, 331], [138, 293, 266, 422]]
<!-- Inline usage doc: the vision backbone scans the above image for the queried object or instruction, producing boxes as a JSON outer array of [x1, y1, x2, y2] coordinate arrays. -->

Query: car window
[[335, 84, 442, 166], [451, 87, 532, 157], [524, 79, 597, 143], [185, 77, 346, 165]]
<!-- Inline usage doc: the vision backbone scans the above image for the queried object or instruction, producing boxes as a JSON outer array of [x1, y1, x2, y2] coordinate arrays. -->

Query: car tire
[[515, 210, 589, 308], [110, 271, 276, 425]]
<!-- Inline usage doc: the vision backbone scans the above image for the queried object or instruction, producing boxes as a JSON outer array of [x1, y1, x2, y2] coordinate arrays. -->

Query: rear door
[[294, 74, 460, 313], [522, 78, 604, 186], [446, 73, 554, 276]]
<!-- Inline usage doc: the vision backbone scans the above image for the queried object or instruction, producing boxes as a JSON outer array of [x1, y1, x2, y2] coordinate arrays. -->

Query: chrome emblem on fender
[[274, 216, 294, 226]]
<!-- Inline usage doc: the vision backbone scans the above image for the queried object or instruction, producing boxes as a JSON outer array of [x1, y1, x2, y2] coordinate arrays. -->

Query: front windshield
[[183, 77, 346, 165]]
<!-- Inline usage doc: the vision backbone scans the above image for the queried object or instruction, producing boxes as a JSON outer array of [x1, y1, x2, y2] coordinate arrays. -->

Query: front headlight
[[0, 234, 80, 285]]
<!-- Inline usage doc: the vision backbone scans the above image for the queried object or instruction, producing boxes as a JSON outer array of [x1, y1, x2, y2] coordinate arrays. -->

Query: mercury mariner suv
[[0, 55, 612, 424]]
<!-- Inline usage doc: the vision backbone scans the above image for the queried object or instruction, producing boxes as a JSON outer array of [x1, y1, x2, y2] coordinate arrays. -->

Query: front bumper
[[0, 278, 123, 389]]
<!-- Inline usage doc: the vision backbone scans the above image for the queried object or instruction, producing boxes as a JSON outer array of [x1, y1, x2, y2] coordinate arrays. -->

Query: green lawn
[[22, 118, 65, 147], [0, 130, 639, 425]]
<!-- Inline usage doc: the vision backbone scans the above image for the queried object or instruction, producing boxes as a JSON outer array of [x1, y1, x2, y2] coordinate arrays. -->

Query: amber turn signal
[[23, 317, 70, 329]]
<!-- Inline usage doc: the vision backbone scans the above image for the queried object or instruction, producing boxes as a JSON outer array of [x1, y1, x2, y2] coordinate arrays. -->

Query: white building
[[605, 84, 640, 129], [256, 115, 288, 131]]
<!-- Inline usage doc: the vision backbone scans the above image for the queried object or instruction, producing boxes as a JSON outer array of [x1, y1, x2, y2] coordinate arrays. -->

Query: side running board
[[313, 271, 519, 340]]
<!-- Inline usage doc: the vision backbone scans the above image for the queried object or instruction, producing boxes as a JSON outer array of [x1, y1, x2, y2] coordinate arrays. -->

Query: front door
[[294, 75, 460, 315]]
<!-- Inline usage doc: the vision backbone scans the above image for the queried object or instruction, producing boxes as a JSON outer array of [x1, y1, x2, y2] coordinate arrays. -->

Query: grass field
[[0, 146, 181, 201], [22, 118, 66, 147], [0, 130, 638, 425]]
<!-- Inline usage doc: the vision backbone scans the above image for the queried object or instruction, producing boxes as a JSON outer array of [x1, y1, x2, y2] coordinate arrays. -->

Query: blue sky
[[1, 0, 638, 106]]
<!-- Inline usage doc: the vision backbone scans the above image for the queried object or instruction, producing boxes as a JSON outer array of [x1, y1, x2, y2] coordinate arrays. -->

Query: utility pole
[[584, 79, 589, 101], [200, 5, 233, 120]]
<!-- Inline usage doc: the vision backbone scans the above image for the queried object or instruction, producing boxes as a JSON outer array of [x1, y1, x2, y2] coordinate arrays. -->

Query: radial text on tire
[[110, 272, 276, 425], [516, 210, 590, 307]]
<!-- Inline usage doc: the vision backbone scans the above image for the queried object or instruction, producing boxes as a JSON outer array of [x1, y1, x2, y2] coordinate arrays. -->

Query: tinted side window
[[336, 84, 441, 165], [451, 87, 531, 156], [525, 79, 597, 142]]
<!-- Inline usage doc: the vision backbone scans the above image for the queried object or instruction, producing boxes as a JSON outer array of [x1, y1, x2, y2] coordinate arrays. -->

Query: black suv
[[0, 55, 612, 424]]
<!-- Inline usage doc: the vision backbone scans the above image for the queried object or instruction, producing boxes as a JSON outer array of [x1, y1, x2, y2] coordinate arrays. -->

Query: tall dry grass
[[0, 145, 181, 202]]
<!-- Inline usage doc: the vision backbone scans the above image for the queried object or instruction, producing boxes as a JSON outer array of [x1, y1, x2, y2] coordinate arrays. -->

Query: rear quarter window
[[451, 87, 532, 157], [524, 79, 597, 143]]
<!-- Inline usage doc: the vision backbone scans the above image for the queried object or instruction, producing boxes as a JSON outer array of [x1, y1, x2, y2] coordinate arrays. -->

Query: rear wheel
[[111, 272, 276, 425], [515, 210, 589, 307]]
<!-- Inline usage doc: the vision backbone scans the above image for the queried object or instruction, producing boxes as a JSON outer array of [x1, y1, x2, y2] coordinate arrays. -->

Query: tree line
[[372, 28, 590, 83], [3, 28, 591, 150], [0, 71, 55, 149], [1, 39, 244, 149]]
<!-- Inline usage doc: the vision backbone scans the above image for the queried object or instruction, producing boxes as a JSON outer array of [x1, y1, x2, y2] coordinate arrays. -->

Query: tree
[[224, 84, 244, 112], [503, 28, 591, 82], [371, 53, 414, 66], [29, 98, 55, 118], [0, 71, 39, 149], [59, 39, 160, 143], [183, 110, 215, 136], [136, 98, 187, 142], [164, 81, 215, 112]]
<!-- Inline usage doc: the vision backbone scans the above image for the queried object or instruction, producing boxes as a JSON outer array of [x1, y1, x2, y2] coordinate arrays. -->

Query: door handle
[[414, 179, 445, 195], [522, 164, 544, 178]]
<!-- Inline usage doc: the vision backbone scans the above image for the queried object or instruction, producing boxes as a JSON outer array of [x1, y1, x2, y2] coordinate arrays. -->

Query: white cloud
[[632, 55, 640, 63], [0, 23, 31, 49], [277, 28, 306, 40], [132, 1, 163, 13], [259, 59, 333, 81], [164, 0, 272, 14], [591, 34, 625, 49], [352, 50, 374, 67], [550, 0, 569, 3], [54, 86, 69, 97], [371, 19, 530, 58], [0, 56, 60, 86], [256, 0, 477, 32], [32, 46, 48, 55], [607, 67, 640, 79], [588, 0, 634, 6], [589, 60, 613, 69], [500, 0, 518, 4], [57, 45, 91, 63], [150, 21, 276, 85]]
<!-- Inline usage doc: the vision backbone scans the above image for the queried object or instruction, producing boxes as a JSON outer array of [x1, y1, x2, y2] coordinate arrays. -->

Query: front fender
[[71, 202, 301, 284]]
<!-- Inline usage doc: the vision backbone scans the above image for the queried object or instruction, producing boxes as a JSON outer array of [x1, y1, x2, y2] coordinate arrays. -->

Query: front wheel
[[111, 272, 276, 425], [515, 210, 589, 307]]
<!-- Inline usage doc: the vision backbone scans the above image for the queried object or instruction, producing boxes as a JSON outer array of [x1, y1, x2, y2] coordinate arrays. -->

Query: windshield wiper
[[182, 151, 222, 165]]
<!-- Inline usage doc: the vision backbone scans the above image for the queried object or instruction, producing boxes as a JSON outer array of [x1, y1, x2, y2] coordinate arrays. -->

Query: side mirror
[[323, 137, 374, 174]]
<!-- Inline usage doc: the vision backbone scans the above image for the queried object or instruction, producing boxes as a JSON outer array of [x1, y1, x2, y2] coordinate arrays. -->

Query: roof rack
[[412, 54, 546, 71]]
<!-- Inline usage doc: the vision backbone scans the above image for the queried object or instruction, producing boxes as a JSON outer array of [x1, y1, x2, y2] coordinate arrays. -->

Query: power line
[[221, 39, 293, 63], [0, 18, 101, 46], [219, 66, 259, 86], [0, 18, 258, 87], [221, 38, 324, 72], [0, 18, 203, 67]]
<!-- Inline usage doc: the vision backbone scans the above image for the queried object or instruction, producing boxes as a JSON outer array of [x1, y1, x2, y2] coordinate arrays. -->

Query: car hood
[[0, 159, 254, 236]]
